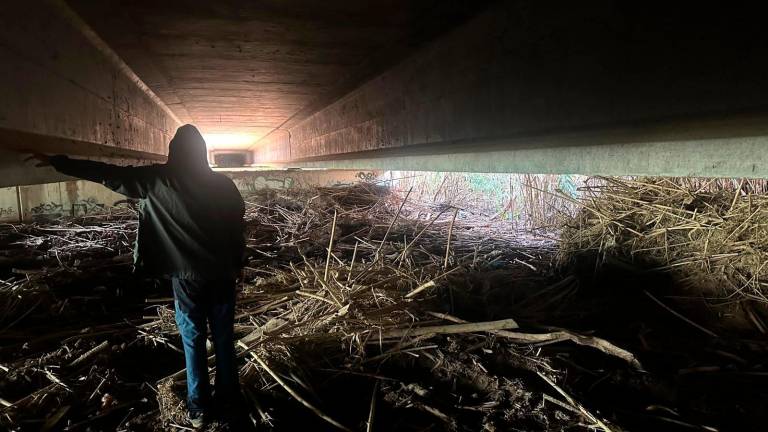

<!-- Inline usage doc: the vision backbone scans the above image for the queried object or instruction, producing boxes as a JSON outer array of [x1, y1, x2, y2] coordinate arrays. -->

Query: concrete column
[[0, 187, 20, 223]]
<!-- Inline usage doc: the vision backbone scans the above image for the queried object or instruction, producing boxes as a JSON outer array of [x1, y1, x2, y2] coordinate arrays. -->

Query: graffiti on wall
[[356, 171, 376, 182], [0, 207, 15, 219], [30, 202, 64, 217], [235, 176, 296, 192], [231, 171, 378, 192], [30, 197, 109, 219], [72, 197, 107, 216]]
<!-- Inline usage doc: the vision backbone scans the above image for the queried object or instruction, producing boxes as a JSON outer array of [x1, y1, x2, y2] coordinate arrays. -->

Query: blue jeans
[[172, 278, 238, 414]]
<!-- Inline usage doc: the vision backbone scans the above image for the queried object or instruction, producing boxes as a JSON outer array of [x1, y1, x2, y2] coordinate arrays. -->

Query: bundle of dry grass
[[558, 176, 768, 303]]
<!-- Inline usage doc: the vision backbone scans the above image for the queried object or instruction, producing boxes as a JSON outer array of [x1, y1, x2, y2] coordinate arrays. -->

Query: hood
[[166, 124, 211, 171]]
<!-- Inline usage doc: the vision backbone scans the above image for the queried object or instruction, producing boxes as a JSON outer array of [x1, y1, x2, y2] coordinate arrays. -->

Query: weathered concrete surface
[[288, 126, 768, 178], [0, 187, 20, 222], [0, 0, 180, 185], [0, 180, 127, 222], [0, 169, 377, 222], [65, 0, 488, 147], [254, 1, 768, 178], [221, 169, 379, 192]]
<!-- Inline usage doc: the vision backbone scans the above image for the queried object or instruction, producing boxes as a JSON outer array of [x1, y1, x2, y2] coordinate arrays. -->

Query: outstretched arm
[[28, 154, 157, 199]]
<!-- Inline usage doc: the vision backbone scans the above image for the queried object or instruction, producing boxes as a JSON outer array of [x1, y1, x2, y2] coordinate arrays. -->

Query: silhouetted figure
[[33, 125, 245, 428]]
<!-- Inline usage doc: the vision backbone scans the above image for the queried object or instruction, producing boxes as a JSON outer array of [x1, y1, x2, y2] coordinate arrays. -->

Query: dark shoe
[[187, 411, 206, 429]]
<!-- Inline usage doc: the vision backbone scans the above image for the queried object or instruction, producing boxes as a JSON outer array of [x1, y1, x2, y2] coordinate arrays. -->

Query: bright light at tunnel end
[[202, 133, 257, 150]]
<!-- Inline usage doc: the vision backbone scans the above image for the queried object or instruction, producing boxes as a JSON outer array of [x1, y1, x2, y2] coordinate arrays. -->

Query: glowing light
[[202, 133, 257, 150]]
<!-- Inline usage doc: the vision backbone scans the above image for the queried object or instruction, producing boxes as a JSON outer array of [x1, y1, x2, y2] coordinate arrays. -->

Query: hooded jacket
[[50, 125, 245, 280]]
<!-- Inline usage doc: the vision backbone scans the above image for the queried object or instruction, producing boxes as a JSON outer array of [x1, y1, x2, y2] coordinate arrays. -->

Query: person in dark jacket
[[29, 125, 245, 428]]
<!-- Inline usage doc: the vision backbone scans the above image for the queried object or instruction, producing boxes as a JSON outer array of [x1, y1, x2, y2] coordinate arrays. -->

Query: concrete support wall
[[0, 0, 181, 187], [222, 169, 378, 193], [0, 170, 376, 222], [254, 1, 768, 178], [0, 181, 127, 223]]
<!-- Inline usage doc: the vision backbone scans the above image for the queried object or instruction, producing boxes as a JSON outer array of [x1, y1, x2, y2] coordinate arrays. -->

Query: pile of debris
[[144, 183, 632, 431], [4, 180, 767, 431], [0, 183, 630, 431], [0, 211, 163, 431]]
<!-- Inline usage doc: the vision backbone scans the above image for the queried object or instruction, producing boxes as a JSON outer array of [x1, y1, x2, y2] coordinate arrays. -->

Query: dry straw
[[558, 176, 768, 303]]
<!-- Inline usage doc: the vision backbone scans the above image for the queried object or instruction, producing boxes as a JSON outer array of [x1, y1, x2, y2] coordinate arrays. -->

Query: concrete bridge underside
[[2, 0, 768, 188]]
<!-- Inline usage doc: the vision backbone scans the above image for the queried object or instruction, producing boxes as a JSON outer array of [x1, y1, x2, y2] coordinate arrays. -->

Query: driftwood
[[380, 318, 520, 339], [427, 312, 643, 370]]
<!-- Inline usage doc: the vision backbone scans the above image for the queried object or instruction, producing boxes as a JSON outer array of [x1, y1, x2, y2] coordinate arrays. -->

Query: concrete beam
[[283, 120, 767, 178], [254, 1, 768, 178], [0, 0, 181, 187]]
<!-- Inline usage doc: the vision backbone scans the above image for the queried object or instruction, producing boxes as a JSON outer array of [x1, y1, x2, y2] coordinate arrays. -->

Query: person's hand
[[24, 153, 52, 167]]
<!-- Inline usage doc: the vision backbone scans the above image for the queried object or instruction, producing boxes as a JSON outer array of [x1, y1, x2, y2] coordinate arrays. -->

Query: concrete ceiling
[[65, 0, 489, 150]]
